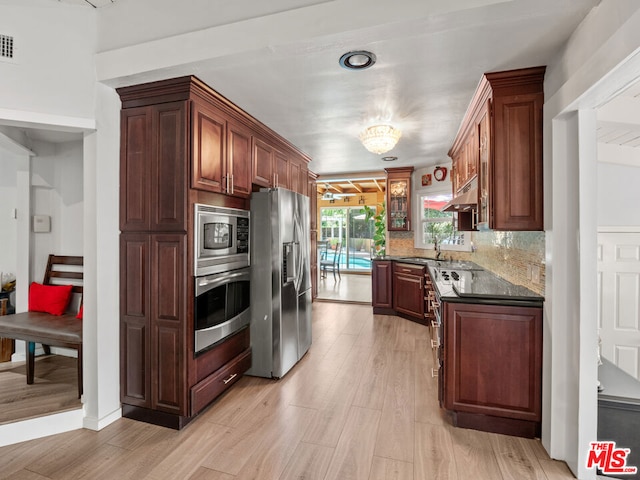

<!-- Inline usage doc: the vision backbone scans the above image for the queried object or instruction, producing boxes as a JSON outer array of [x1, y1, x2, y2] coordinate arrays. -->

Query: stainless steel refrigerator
[[247, 188, 312, 378]]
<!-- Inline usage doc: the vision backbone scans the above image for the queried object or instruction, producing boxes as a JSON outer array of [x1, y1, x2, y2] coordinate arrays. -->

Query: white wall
[[0, 154, 19, 280], [0, 1, 96, 120], [30, 140, 84, 282], [544, 1, 640, 478], [597, 161, 640, 227]]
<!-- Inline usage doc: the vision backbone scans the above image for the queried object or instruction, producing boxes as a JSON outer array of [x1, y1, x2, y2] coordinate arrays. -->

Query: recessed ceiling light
[[382, 156, 398, 162], [339, 50, 376, 70]]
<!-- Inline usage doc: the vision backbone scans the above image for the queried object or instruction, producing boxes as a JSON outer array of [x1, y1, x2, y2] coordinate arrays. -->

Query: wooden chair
[[0, 255, 83, 398], [320, 243, 343, 281]]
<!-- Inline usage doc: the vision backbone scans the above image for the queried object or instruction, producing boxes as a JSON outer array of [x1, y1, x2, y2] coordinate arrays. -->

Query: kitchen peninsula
[[373, 256, 544, 438]]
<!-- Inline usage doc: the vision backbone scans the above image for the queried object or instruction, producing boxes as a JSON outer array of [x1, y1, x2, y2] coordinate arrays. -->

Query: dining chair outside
[[320, 242, 343, 281]]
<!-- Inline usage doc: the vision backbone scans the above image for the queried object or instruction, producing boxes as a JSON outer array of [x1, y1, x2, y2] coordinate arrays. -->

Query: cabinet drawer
[[393, 263, 425, 276], [195, 326, 250, 383], [191, 347, 251, 415]]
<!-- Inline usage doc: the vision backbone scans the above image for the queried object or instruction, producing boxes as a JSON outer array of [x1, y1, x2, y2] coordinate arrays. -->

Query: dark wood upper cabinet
[[385, 167, 414, 231], [252, 136, 274, 187], [226, 120, 253, 198], [191, 100, 226, 194], [274, 149, 289, 189], [449, 66, 545, 231], [120, 103, 187, 232]]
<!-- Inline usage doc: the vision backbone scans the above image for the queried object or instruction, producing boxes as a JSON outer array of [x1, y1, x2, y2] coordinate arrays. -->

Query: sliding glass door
[[319, 206, 375, 271]]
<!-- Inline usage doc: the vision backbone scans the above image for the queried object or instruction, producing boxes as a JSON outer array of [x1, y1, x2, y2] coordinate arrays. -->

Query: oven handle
[[196, 268, 251, 296]]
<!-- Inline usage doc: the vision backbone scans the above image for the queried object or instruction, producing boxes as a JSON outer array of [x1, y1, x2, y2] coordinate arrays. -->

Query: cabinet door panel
[[444, 303, 542, 421], [274, 149, 289, 188], [152, 234, 187, 414], [120, 234, 151, 406], [192, 102, 226, 193], [153, 102, 187, 231], [492, 93, 543, 230], [120, 108, 151, 231], [227, 121, 252, 198], [372, 261, 392, 308], [393, 273, 424, 318], [252, 137, 273, 187], [290, 160, 301, 194]]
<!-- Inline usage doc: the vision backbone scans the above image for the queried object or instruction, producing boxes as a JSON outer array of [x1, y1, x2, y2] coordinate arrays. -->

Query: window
[[414, 191, 469, 251]]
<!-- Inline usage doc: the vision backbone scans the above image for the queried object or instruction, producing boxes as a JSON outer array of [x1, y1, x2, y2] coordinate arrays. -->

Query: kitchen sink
[[399, 257, 431, 263]]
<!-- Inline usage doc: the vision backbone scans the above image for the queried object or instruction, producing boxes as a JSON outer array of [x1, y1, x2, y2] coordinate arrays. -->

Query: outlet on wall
[[531, 265, 541, 284], [526, 264, 533, 281]]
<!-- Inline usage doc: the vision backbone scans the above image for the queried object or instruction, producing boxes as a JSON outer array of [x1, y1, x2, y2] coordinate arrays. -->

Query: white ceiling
[[50, 0, 603, 177]]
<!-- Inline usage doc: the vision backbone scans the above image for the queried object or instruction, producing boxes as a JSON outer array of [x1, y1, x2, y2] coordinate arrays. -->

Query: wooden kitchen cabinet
[[191, 100, 252, 198], [392, 262, 427, 324], [118, 75, 311, 428], [443, 301, 542, 437], [449, 66, 545, 231], [120, 102, 188, 233], [120, 232, 187, 416], [385, 167, 414, 231], [252, 137, 291, 189], [372, 260, 393, 311]]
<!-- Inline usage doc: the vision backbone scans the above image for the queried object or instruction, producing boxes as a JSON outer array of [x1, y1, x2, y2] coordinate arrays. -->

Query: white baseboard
[[83, 407, 122, 431], [0, 408, 84, 447]]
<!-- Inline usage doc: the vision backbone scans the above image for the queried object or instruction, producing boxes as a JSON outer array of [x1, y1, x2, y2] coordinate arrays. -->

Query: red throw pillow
[[28, 282, 73, 316], [76, 304, 83, 319]]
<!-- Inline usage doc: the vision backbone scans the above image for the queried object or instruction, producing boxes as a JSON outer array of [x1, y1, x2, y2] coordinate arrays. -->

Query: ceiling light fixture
[[382, 156, 398, 162], [359, 125, 402, 155], [339, 50, 376, 70]]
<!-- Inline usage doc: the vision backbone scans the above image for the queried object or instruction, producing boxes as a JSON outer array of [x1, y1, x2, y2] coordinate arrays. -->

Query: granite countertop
[[373, 255, 544, 307]]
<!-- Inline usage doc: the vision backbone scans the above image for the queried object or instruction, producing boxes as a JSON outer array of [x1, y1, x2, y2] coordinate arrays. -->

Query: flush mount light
[[339, 50, 376, 70], [359, 125, 402, 154], [382, 156, 398, 162]]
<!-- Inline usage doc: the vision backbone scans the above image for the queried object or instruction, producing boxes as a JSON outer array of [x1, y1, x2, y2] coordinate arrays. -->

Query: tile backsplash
[[387, 230, 545, 296]]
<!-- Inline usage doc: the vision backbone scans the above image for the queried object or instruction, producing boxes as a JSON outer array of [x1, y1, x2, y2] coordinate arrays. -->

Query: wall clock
[[434, 166, 447, 182]]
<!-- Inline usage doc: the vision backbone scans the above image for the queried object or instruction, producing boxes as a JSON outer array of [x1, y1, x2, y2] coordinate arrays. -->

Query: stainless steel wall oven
[[194, 266, 251, 355]]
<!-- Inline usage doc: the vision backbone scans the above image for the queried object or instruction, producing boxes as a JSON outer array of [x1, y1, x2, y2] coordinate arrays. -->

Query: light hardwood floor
[[317, 273, 372, 304], [0, 355, 80, 425], [0, 302, 576, 480]]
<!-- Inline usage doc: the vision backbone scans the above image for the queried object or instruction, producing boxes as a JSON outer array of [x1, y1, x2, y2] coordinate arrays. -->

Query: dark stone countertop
[[373, 255, 544, 308]]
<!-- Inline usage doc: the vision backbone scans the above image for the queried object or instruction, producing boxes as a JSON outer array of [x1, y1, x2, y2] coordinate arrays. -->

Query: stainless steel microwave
[[194, 204, 250, 276]]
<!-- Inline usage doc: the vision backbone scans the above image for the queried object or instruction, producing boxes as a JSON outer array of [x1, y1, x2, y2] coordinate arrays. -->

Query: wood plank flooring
[[0, 302, 576, 479], [0, 355, 80, 424]]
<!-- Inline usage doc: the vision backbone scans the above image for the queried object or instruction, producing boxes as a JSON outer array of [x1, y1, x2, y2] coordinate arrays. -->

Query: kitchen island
[[372, 256, 544, 438]]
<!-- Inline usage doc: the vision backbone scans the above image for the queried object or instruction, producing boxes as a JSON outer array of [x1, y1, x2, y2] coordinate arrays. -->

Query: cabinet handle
[[431, 339, 438, 349], [471, 209, 477, 230], [230, 174, 234, 195], [407, 219, 410, 230], [431, 367, 439, 378], [222, 373, 238, 385]]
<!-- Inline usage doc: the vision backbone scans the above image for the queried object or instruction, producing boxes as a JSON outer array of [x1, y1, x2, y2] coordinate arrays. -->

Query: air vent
[[0, 34, 15, 63]]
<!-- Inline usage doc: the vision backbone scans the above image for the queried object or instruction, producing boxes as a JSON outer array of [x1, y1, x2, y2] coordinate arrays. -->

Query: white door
[[597, 231, 640, 380]]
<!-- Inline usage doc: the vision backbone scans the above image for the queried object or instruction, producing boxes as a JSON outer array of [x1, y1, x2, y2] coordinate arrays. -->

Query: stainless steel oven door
[[194, 267, 251, 355]]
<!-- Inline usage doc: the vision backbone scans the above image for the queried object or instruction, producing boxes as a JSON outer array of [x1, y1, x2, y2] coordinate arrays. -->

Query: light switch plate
[[33, 214, 51, 233]]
